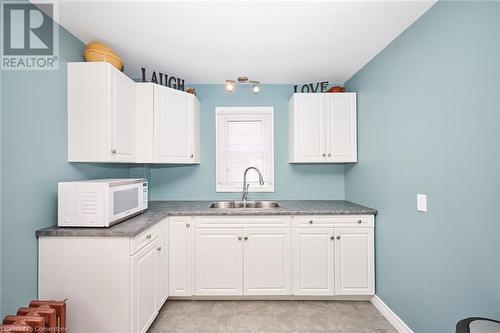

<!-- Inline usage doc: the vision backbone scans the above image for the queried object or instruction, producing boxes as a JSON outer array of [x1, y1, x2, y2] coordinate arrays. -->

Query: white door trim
[[371, 295, 414, 333]]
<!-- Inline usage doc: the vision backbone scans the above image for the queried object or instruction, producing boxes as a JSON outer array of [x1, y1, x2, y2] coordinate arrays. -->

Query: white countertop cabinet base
[[293, 226, 374, 296], [38, 214, 373, 332], [38, 221, 169, 333], [193, 227, 291, 296], [170, 215, 374, 299]]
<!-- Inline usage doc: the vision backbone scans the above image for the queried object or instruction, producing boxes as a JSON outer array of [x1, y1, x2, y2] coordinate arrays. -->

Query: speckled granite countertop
[[36, 200, 377, 238]]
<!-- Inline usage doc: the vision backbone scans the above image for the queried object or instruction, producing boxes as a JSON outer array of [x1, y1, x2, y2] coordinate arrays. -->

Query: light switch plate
[[417, 194, 427, 212]]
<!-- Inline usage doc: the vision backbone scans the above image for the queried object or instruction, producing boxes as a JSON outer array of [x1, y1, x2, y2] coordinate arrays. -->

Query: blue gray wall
[[344, 1, 500, 332], [2, 1, 499, 330], [150, 84, 346, 200], [0, 20, 129, 316]]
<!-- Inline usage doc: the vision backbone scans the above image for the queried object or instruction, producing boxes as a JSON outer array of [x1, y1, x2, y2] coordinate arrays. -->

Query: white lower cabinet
[[293, 228, 334, 295], [131, 238, 161, 333], [194, 227, 291, 296], [158, 222, 169, 305], [195, 228, 243, 295], [293, 224, 374, 296], [169, 216, 194, 296], [38, 220, 169, 333], [243, 228, 291, 295], [334, 228, 374, 295]]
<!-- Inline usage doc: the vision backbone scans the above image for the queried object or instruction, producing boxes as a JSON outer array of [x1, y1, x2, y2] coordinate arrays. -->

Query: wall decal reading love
[[293, 82, 329, 93]]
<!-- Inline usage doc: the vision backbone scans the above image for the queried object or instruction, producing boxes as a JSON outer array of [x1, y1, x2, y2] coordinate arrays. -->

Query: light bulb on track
[[225, 82, 234, 93]]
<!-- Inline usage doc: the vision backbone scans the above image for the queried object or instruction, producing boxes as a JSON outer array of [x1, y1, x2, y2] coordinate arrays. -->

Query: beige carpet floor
[[148, 300, 397, 333]]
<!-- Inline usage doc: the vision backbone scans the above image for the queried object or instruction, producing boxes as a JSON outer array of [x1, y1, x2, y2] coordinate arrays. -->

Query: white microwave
[[58, 179, 148, 227]]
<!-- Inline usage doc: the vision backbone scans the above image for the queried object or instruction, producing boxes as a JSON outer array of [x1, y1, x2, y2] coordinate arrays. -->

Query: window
[[216, 107, 274, 192]]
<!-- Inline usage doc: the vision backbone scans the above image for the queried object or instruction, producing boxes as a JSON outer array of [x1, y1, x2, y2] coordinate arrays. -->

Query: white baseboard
[[371, 295, 414, 333]]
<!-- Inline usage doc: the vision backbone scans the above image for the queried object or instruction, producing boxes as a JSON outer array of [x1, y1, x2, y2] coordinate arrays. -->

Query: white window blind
[[216, 107, 274, 192]]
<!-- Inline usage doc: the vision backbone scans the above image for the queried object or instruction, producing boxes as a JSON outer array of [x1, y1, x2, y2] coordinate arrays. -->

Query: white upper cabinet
[[67, 63, 200, 164], [289, 94, 326, 162], [136, 83, 200, 164], [326, 94, 357, 162], [289, 93, 357, 163], [68, 62, 136, 163]]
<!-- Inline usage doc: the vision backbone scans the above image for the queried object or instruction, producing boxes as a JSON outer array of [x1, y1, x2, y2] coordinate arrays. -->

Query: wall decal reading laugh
[[141, 67, 185, 91]]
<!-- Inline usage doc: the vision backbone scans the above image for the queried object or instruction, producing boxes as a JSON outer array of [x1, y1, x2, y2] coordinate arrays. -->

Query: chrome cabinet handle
[[244, 236, 248, 241], [322, 153, 326, 157], [190, 154, 194, 158], [308, 220, 313, 224], [111, 149, 117, 154], [157, 246, 162, 251], [186, 223, 191, 228], [328, 153, 331, 157], [330, 235, 335, 240], [357, 220, 362, 224], [146, 234, 152, 239], [336, 235, 341, 240], [238, 236, 242, 241]]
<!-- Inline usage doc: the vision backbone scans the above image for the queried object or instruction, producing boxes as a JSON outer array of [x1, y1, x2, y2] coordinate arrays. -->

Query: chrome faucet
[[242, 167, 265, 205]]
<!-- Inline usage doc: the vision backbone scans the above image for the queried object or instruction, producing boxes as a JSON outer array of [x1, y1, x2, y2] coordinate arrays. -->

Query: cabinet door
[[157, 222, 168, 308], [334, 228, 374, 295], [109, 67, 136, 162], [195, 228, 243, 295], [131, 238, 160, 333], [192, 98, 200, 163], [243, 228, 291, 295], [169, 217, 193, 296], [325, 93, 357, 162], [292, 94, 326, 162], [154, 86, 194, 163], [293, 228, 334, 295]]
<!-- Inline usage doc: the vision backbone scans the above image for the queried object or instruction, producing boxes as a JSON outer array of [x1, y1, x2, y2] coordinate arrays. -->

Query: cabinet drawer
[[130, 226, 160, 255], [197, 216, 291, 228], [294, 215, 374, 228]]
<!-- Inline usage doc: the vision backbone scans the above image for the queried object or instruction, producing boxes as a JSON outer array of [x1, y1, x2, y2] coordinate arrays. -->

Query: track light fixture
[[225, 76, 260, 94]]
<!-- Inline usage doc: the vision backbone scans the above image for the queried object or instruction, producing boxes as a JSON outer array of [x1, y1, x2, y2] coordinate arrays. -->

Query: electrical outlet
[[417, 194, 427, 212]]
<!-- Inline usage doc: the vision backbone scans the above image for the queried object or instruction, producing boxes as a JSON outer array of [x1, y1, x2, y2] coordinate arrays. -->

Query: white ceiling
[[51, 1, 435, 84]]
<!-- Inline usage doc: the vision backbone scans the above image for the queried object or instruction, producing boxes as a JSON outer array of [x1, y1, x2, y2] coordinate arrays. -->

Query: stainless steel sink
[[208, 201, 281, 209]]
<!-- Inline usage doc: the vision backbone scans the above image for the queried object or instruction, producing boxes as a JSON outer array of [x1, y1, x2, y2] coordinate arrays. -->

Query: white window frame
[[216, 107, 274, 193]]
